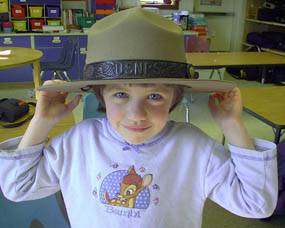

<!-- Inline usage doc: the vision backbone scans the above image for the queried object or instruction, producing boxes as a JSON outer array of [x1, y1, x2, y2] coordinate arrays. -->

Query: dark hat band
[[83, 60, 191, 80]]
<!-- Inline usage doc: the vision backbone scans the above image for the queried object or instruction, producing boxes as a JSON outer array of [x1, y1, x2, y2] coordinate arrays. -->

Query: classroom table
[[0, 47, 43, 99], [186, 52, 285, 83], [240, 86, 285, 144]]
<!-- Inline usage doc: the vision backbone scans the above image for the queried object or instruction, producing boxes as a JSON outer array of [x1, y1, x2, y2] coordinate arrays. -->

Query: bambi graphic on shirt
[[99, 166, 153, 209]]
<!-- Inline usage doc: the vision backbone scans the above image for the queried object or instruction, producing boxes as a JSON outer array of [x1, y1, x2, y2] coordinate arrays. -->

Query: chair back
[[62, 38, 77, 68], [83, 93, 105, 120], [40, 37, 78, 73]]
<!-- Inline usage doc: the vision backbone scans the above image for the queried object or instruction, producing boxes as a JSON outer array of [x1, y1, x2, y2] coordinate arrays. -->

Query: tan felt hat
[[39, 7, 236, 93]]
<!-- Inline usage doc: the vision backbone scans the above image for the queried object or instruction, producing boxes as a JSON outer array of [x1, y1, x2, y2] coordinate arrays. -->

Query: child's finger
[[208, 95, 218, 112], [211, 92, 224, 103], [42, 79, 65, 86], [58, 92, 69, 103], [66, 94, 82, 112]]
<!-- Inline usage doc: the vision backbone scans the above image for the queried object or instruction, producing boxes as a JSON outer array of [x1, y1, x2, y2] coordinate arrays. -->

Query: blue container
[[46, 6, 60, 18], [172, 12, 180, 24], [3, 27, 13, 33]]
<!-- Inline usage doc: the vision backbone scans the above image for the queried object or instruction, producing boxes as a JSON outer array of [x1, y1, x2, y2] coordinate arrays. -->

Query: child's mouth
[[123, 125, 150, 132]]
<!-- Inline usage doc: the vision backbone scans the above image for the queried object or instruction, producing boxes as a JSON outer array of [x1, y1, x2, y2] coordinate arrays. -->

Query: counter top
[[0, 32, 88, 36], [0, 30, 198, 37]]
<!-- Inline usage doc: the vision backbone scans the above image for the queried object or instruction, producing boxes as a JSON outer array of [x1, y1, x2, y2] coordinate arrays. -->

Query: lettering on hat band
[[83, 60, 191, 80]]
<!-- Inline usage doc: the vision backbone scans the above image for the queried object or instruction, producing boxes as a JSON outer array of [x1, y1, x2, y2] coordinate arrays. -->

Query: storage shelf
[[245, 18, 285, 28], [45, 17, 61, 19], [10, 2, 61, 32], [243, 0, 285, 56], [242, 42, 285, 56], [12, 17, 62, 19], [25, 17, 62, 19]]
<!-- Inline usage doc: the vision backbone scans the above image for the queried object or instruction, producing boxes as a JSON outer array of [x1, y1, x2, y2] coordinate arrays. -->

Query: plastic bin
[[30, 19, 44, 30], [13, 20, 26, 31], [96, 0, 115, 3], [11, 4, 26, 18], [0, 12, 9, 21], [29, 6, 43, 18], [0, 1, 9, 13], [2, 21, 12, 28], [96, 9, 113, 15], [2, 21, 12, 33], [47, 19, 60, 26], [2, 21, 13, 33], [77, 16, 96, 28], [46, 6, 60, 18], [3, 27, 12, 33], [96, 4, 114, 9]]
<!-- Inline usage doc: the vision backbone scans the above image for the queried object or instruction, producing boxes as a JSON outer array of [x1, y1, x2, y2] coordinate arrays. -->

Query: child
[[0, 7, 278, 228]]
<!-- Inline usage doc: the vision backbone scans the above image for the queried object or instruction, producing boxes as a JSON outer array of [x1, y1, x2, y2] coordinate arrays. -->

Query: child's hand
[[208, 87, 243, 128], [34, 80, 82, 125], [208, 87, 254, 149], [18, 80, 82, 149]]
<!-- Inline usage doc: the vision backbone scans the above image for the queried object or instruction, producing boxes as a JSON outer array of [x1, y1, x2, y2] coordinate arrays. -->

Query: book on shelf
[[62, 9, 84, 28]]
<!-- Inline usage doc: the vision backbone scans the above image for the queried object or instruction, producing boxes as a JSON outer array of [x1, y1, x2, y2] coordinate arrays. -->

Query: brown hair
[[92, 84, 184, 113]]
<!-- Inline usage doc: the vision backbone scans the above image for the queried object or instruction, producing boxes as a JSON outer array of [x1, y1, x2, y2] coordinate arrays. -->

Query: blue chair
[[82, 93, 105, 120], [40, 38, 77, 81], [0, 190, 69, 228]]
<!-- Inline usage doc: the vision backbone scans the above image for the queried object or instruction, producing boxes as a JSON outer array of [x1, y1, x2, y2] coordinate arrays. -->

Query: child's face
[[102, 84, 175, 144]]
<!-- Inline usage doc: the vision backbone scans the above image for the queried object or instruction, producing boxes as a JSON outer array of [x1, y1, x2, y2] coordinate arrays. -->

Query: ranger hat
[[39, 7, 235, 93]]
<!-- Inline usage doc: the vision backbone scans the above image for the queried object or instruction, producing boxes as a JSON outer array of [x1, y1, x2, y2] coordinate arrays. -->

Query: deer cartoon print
[[101, 166, 153, 209]]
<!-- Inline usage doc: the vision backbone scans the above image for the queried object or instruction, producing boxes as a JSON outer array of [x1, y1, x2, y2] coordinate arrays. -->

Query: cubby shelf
[[243, 0, 285, 55], [242, 42, 285, 56], [10, 1, 62, 32], [245, 18, 285, 28]]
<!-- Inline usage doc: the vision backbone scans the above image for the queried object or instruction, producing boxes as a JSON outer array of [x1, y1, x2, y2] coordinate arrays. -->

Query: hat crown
[[86, 7, 186, 64], [39, 8, 236, 94]]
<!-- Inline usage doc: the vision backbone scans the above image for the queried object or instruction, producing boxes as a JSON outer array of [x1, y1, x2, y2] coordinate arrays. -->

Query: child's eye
[[148, 93, 162, 101], [114, 92, 128, 98]]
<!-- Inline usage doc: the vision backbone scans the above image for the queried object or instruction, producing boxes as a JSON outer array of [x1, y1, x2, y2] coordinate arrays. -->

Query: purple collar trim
[[104, 118, 174, 153]]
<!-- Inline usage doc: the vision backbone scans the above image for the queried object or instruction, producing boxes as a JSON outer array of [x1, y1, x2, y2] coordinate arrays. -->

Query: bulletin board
[[194, 0, 234, 13]]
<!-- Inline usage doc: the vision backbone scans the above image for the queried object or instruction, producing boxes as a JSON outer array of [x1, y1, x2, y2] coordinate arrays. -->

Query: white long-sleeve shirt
[[0, 118, 278, 228]]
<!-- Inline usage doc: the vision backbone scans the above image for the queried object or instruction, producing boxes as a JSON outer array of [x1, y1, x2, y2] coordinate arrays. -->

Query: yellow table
[[0, 47, 43, 99], [240, 86, 285, 144], [186, 52, 285, 83]]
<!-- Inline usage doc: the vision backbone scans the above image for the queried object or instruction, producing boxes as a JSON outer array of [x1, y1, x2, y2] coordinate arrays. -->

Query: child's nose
[[127, 101, 147, 121]]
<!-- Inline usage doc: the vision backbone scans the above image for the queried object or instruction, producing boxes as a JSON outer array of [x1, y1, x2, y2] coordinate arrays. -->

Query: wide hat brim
[[39, 78, 236, 93], [39, 8, 236, 93]]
